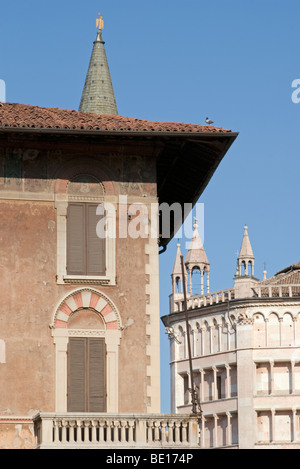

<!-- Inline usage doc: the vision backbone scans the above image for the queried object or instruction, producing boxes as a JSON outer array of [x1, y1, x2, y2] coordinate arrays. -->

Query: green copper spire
[[79, 14, 118, 115]]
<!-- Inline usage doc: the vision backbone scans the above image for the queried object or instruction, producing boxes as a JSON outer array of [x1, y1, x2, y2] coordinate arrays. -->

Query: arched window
[[175, 276, 182, 293], [191, 267, 201, 295], [212, 319, 219, 353], [51, 288, 122, 413], [203, 321, 210, 355], [195, 322, 202, 356], [281, 313, 294, 346], [189, 325, 194, 358], [247, 260, 253, 276], [221, 317, 228, 352], [178, 326, 185, 360], [268, 313, 280, 347], [253, 313, 266, 347], [229, 315, 237, 350]]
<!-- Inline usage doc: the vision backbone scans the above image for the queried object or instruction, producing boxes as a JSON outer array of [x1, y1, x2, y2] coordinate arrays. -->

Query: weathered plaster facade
[[0, 140, 160, 447]]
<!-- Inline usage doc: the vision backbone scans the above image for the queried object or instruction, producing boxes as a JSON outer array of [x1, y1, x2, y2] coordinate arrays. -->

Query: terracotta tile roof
[[0, 103, 232, 134], [259, 262, 300, 285]]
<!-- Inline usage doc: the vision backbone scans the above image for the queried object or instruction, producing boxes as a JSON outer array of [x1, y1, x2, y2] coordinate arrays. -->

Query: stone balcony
[[255, 284, 300, 298], [33, 412, 200, 449], [172, 288, 235, 314], [171, 283, 300, 315]]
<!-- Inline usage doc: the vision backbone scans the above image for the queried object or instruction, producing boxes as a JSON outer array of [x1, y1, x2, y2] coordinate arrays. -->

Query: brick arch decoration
[[51, 288, 122, 331], [54, 158, 116, 195]]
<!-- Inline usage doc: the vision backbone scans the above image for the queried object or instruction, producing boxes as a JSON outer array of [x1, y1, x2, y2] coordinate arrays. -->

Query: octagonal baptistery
[[162, 226, 300, 449]]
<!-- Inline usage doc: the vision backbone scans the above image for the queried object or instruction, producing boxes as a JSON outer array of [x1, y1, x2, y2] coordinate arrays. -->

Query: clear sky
[[1, 0, 300, 413]]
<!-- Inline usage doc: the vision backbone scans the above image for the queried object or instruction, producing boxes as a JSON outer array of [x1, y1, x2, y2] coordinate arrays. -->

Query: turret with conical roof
[[237, 225, 255, 277], [79, 14, 118, 115], [185, 218, 210, 295], [234, 225, 259, 298], [171, 243, 185, 295]]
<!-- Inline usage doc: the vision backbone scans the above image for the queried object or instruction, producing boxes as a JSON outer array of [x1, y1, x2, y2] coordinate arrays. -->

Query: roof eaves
[[0, 125, 238, 138]]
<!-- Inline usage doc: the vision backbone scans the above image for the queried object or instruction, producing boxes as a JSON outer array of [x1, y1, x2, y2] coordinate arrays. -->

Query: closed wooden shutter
[[67, 203, 105, 276], [86, 204, 105, 275], [67, 203, 85, 275], [67, 338, 86, 412], [68, 337, 106, 412], [88, 338, 106, 412]]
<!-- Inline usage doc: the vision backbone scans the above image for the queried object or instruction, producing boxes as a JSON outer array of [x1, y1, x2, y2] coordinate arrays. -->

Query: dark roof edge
[[0, 126, 239, 138], [275, 262, 300, 276]]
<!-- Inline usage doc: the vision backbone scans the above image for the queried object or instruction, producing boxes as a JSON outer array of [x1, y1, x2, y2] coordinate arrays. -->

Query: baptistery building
[[162, 223, 300, 449]]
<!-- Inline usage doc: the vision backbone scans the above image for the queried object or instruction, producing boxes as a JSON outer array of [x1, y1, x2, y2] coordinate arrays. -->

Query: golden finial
[[96, 12, 104, 31]]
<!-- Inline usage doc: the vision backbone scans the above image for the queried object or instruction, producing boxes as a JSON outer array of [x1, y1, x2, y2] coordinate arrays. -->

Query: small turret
[[171, 243, 184, 295], [234, 225, 259, 298], [185, 218, 210, 295], [169, 242, 186, 313], [237, 225, 255, 277]]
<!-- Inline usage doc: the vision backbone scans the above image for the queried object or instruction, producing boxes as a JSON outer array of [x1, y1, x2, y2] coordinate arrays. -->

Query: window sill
[[57, 275, 115, 286]]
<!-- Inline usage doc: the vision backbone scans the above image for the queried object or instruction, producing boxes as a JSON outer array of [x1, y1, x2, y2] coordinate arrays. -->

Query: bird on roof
[[205, 117, 214, 125]]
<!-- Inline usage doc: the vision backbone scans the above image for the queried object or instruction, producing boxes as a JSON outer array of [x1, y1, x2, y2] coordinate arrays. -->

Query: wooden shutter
[[67, 203, 85, 275], [67, 338, 86, 412], [88, 338, 106, 412], [67, 338, 106, 412], [86, 204, 106, 275], [67, 203, 105, 275]]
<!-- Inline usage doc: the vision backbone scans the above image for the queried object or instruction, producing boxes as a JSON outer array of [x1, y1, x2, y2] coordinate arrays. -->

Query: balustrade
[[256, 284, 300, 298], [33, 412, 200, 449], [174, 289, 235, 313], [173, 284, 300, 314]]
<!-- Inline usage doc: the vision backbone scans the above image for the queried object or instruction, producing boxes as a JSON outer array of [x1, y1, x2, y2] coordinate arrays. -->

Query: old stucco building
[[162, 223, 300, 449], [0, 20, 237, 448]]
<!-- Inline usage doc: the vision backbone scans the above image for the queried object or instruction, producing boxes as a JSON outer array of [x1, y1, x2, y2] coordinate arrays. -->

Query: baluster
[[181, 422, 188, 443], [174, 421, 181, 443], [128, 421, 135, 442], [69, 420, 75, 443], [113, 420, 120, 442], [161, 421, 167, 444], [120, 420, 127, 442], [61, 420, 67, 444], [99, 420, 105, 442], [106, 420, 112, 443], [146, 420, 153, 443], [91, 420, 97, 443], [154, 421, 160, 441], [53, 420, 59, 443], [76, 420, 83, 442], [83, 420, 90, 442], [168, 421, 174, 443]]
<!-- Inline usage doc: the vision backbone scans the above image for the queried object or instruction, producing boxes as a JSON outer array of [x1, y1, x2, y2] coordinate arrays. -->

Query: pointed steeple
[[79, 14, 118, 115], [234, 225, 258, 298], [237, 225, 255, 277], [172, 243, 183, 276], [171, 243, 185, 295], [185, 218, 210, 295]]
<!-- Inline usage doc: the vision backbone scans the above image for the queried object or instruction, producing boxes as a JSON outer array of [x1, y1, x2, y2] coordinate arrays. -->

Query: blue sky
[[1, 0, 300, 412]]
